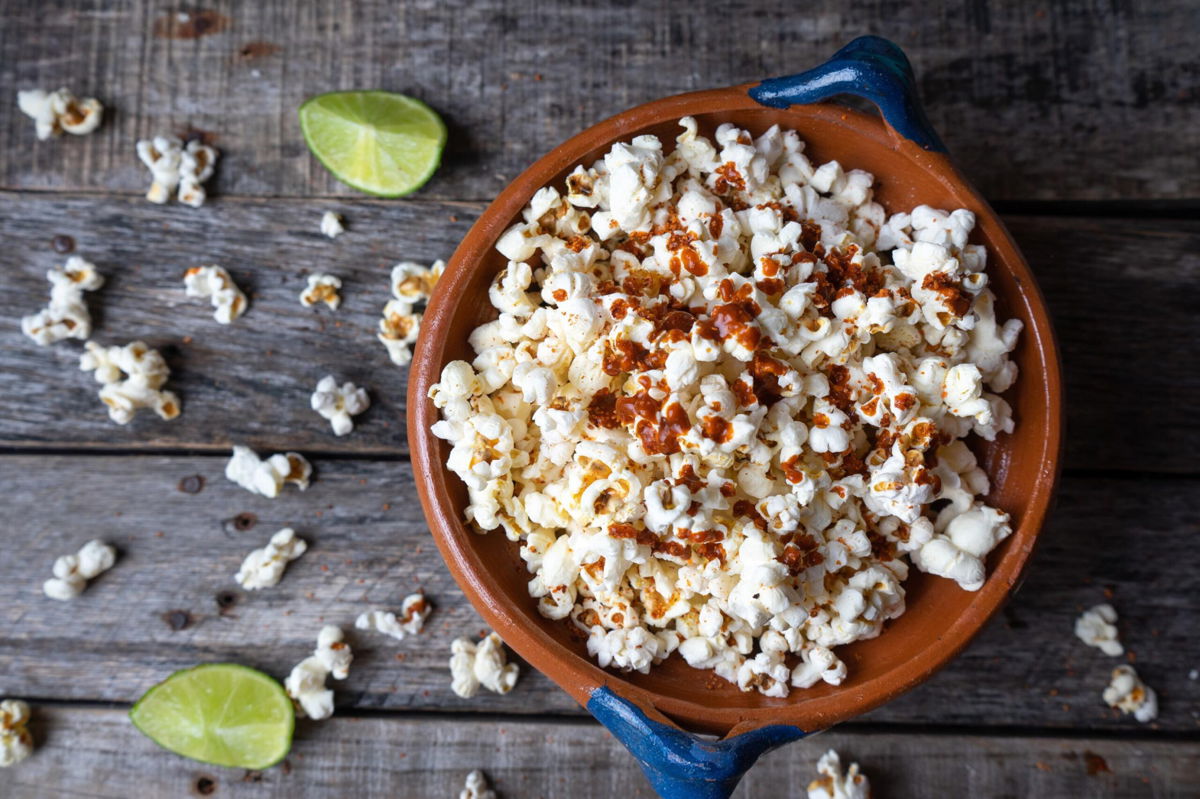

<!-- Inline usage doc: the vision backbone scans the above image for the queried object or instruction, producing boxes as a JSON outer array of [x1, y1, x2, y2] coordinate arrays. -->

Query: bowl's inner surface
[[425, 104, 1056, 729]]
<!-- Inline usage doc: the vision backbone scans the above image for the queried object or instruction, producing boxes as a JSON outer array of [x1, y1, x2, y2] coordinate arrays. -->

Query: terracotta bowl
[[410, 36, 1063, 798]]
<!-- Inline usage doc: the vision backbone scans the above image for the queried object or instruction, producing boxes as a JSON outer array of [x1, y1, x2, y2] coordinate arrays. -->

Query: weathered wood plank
[[1, 0, 1197, 202], [0, 708, 1195, 799], [1, 455, 1196, 731], [2, 193, 1197, 472]]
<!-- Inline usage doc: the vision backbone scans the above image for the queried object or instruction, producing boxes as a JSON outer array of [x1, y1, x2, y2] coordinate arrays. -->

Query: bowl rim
[[409, 86, 1064, 736]]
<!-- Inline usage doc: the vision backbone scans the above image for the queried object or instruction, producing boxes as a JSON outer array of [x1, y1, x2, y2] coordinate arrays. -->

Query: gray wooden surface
[[1, 0, 1198, 797]]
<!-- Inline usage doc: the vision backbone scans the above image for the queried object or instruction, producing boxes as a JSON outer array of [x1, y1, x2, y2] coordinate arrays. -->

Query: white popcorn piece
[[137, 136, 218, 206], [449, 631, 520, 698], [183, 265, 247, 324], [234, 528, 307, 590], [299, 274, 342, 310], [42, 539, 117, 601], [311, 375, 369, 436], [1074, 604, 1123, 657], [224, 445, 311, 498], [18, 88, 103, 140], [355, 593, 432, 641], [285, 625, 352, 720], [460, 769, 497, 799], [1102, 665, 1158, 723], [378, 260, 444, 366], [0, 700, 33, 768], [21, 256, 105, 346], [807, 749, 870, 799], [80, 341, 181, 424], [320, 211, 345, 238]]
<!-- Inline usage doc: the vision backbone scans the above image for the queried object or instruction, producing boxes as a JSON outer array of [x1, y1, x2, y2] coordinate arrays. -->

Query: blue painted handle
[[589, 687, 806, 799], [749, 35, 946, 152]]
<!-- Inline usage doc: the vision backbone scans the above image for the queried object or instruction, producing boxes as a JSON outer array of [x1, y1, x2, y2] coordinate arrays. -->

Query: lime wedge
[[129, 663, 294, 769], [299, 90, 447, 197]]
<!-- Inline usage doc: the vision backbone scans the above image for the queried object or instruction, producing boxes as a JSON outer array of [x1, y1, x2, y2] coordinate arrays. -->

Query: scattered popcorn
[[299, 274, 342, 310], [378, 259, 444, 366], [1103, 664, 1158, 723], [80, 341, 180, 424], [449, 631, 520, 698], [355, 593, 431, 641], [460, 769, 497, 799], [1074, 603, 1123, 657], [807, 749, 870, 799], [136, 136, 219, 206], [320, 211, 345, 238], [285, 625, 352, 720], [21, 256, 104, 346], [311, 375, 369, 436], [183, 265, 247, 323], [225, 445, 311, 498], [234, 528, 307, 590], [431, 118, 1022, 696], [17, 87, 102, 140], [0, 700, 33, 768], [42, 539, 117, 601]]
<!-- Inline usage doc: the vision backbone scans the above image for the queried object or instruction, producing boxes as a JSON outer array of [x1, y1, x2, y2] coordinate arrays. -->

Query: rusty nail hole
[[232, 512, 257, 531], [241, 770, 264, 783], [51, 234, 76, 254], [163, 609, 194, 631], [178, 475, 206, 494], [216, 591, 239, 610], [281, 760, 292, 775], [195, 776, 216, 795]]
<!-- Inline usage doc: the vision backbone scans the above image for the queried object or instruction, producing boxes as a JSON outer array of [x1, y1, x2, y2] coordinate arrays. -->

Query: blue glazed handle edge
[[748, 35, 947, 152], [588, 686, 806, 799]]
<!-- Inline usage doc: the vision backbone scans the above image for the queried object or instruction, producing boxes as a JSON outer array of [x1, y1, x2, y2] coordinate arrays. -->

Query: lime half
[[299, 90, 447, 197], [130, 663, 294, 769]]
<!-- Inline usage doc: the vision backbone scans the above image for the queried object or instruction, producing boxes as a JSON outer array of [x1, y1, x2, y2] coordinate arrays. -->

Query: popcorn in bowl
[[430, 118, 1022, 697]]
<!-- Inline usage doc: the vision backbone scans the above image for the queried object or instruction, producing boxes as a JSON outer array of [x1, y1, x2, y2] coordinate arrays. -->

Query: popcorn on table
[[807, 749, 870, 799], [449, 631, 520, 698], [285, 625, 352, 720], [42, 539, 117, 601], [136, 135, 219, 207], [320, 211, 345, 239], [80, 341, 181, 424], [299, 274, 343, 310], [460, 769, 497, 799], [355, 592, 432, 641], [184, 265, 247, 324], [234, 528, 307, 590], [311, 375, 369, 435], [378, 259, 445, 366], [17, 87, 102, 140], [21, 256, 104, 346], [430, 117, 1023, 697], [0, 700, 33, 768], [225, 445, 311, 498], [1074, 603, 1123, 657], [1103, 664, 1158, 723]]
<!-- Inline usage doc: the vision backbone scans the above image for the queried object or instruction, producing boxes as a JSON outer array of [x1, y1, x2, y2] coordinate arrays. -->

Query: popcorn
[[378, 260, 444, 366], [433, 118, 1022, 697], [183, 265, 247, 323], [136, 136, 219, 206], [320, 211, 345, 239], [1074, 603, 1123, 657], [17, 88, 102, 140], [285, 625, 352, 720], [234, 528, 307, 590], [299, 274, 342, 310], [0, 700, 33, 768], [355, 593, 431, 641], [1102, 665, 1158, 723], [807, 749, 870, 799], [42, 539, 116, 601], [225, 445, 311, 498], [21, 256, 104, 346], [449, 631, 520, 698], [80, 341, 180, 424], [311, 375, 369, 435], [460, 770, 497, 799]]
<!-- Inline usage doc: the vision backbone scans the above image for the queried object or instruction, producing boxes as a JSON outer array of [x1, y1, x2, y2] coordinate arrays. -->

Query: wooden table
[[2, 2, 1197, 796]]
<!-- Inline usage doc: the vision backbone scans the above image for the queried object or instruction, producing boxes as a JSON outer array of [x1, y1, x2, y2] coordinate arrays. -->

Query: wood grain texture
[[2, 192, 1197, 471], [1, 0, 1197, 202], [1, 455, 1196, 731], [1, 708, 1196, 799]]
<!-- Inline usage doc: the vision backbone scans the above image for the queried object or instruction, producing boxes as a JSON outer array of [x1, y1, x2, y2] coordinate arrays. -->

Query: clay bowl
[[410, 36, 1062, 798]]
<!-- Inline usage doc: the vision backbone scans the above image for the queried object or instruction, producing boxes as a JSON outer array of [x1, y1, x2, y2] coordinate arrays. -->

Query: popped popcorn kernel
[[21, 256, 105, 346], [17, 88, 103, 140], [311, 375, 369, 436], [299, 274, 342, 310], [460, 769, 497, 799], [1103, 664, 1158, 723], [355, 592, 431, 641], [234, 528, 307, 590], [225, 445, 311, 498], [42, 539, 116, 601], [449, 631, 520, 698], [137, 136, 218, 206], [378, 259, 444, 366], [184, 265, 247, 324], [807, 749, 870, 799], [285, 625, 352, 720], [320, 211, 345, 239], [80, 341, 181, 424], [1075, 603, 1123, 657], [0, 700, 33, 768]]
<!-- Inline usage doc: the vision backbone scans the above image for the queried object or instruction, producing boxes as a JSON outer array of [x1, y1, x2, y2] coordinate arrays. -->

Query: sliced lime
[[298, 90, 447, 197], [129, 663, 294, 769]]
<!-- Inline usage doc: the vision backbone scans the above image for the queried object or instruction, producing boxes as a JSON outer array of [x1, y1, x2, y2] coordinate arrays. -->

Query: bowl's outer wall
[[410, 88, 1063, 736]]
